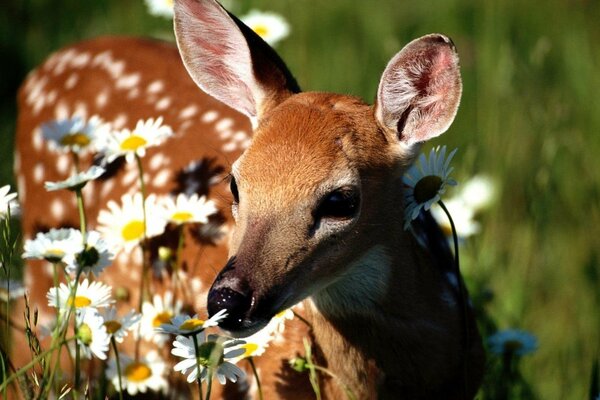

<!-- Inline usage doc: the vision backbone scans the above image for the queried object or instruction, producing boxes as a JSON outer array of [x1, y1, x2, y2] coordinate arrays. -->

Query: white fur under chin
[[311, 245, 391, 318]]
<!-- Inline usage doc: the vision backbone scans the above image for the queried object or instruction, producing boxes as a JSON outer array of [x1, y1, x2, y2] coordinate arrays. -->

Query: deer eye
[[230, 176, 240, 204], [315, 187, 360, 220]]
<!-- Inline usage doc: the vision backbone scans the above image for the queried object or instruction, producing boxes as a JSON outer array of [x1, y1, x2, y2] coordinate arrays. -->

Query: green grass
[[1, 0, 599, 398]]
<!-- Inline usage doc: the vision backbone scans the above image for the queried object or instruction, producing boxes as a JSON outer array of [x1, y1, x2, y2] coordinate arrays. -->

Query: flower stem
[[205, 369, 213, 400], [111, 337, 124, 400], [0, 337, 76, 392], [192, 334, 204, 400], [134, 154, 150, 361], [247, 357, 264, 400], [438, 199, 470, 398], [75, 188, 87, 237]]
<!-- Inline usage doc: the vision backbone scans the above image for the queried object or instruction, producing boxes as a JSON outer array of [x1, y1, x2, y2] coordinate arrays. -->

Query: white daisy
[[44, 165, 105, 192], [157, 309, 227, 336], [41, 115, 108, 153], [0, 185, 19, 219], [240, 10, 291, 47], [97, 193, 167, 252], [99, 306, 141, 343], [403, 146, 458, 228], [159, 193, 217, 225], [76, 308, 110, 360], [23, 228, 84, 265], [107, 351, 168, 395], [68, 230, 114, 276], [97, 117, 173, 163], [47, 278, 114, 311], [488, 329, 538, 356], [171, 333, 246, 384], [144, 0, 173, 19], [139, 291, 183, 345], [459, 175, 496, 212], [430, 198, 480, 239]]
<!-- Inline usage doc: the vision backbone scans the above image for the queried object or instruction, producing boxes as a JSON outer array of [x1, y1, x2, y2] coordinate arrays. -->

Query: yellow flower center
[[413, 175, 443, 204], [171, 211, 193, 223], [44, 248, 65, 262], [121, 220, 144, 242], [104, 320, 122, 334], [125, 362, 152, 382], [152, 311, 173, 327], [60, 132, 91, 147], [119, 135, 147, 151], [242, 343, 259, 357], [178, 318, 205, 331], [252, 24, 269, 38], [67, 296, 92, 308]]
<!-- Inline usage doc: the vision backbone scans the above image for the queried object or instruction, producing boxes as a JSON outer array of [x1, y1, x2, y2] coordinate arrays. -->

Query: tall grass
[[1, 0, 598, 398]]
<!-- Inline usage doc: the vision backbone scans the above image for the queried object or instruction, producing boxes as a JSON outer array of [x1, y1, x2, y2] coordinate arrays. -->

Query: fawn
[[13, 0, 484, 397]]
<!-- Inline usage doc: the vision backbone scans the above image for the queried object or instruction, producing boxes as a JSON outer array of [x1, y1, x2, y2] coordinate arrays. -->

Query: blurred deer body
[[14, 0, 484, 398]]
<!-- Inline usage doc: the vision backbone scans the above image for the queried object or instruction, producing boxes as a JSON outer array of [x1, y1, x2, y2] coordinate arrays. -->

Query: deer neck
[[304, 221, 461, 396]]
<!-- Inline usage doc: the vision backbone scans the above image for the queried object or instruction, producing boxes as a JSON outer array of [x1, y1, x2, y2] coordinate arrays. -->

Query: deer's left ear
[[374, 34, 462, 146], [173, 0, 300, 123]]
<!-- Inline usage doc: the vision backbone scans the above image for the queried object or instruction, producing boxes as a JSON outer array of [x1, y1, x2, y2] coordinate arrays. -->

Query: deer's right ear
[[374, 34, 462, 147], [174, 0, 300, 122]]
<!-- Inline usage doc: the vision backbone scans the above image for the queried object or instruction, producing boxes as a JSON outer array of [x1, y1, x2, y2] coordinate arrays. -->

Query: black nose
[[207, 287, 252, 331]]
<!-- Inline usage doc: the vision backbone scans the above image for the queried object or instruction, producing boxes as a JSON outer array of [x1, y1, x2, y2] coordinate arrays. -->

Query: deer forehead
[[235, 93, 389, 204]]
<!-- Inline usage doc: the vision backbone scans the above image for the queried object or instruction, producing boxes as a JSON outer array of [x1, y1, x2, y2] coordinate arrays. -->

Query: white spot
[[100, 179, 115, 198], [54, 100, 70, 119], [56, 154, 70, 175], [47, 90, 57, 104], [201, 110, 218, 123], [127, 88, 140, 99], [83, 184, 95, 205], [17, 175, 26, 203], [116, 73, 141, 90], [219, 130, 233, 140], [112, 114, 128, 129], [180, 120, 193, 132], [44, 262, 54, 277], [71, 52, 91, 68], [73, 102, 89, 119], [222, 142, 237, 152], [147, 80, 164, 94], [152, 169, 171, 187], [65, 73, 79, 89], [33, 163, 44, 183], [51, 199, 65, 220], [92, 51, 125, 79], [149, 154, 166, 171], [132, 247, 142, 265], [32, 128, 43, 151], [242, 139, 252, 149], [155, 97, 171, 111], [215, 118, 234, 132], [233, 131, 247, 142], [117, 252, 129, 266], [96, 90, 109, 108], [122, 167, 138, 186], [179, 104, 199, 120], [191, 278, 203, 293]]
